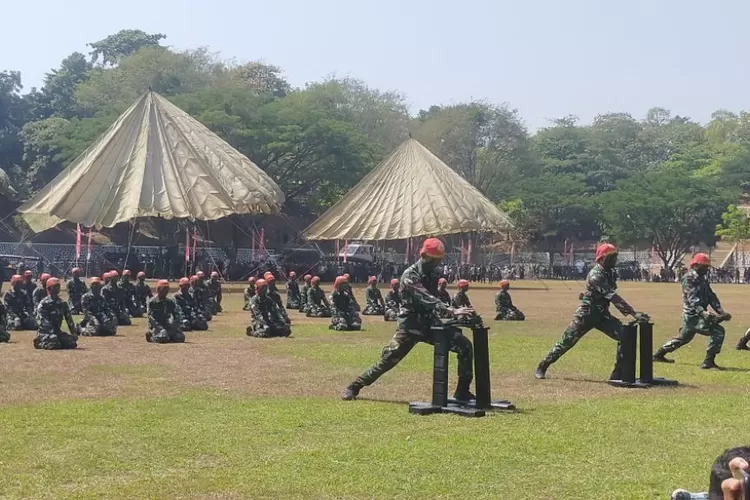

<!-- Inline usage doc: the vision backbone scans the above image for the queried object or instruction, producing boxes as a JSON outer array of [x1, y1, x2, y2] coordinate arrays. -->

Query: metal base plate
[[640, 377, 679, 387], [607, 379, 651, 389], [447, 398, 516, 411], [408, 402, 486, 417]]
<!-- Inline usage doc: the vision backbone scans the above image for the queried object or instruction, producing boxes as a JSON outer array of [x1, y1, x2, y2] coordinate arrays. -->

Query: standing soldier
[[5, 274, 37, 330], [120, 270, 143, 318], [494, 280, 525, 321], [306, 276, 332, 317], [67, 267, 87, 314], [174, 277, 208, 331], [534, 243, 649, 380], [33, 273, 51, 308], [451, 280, 472, 308], [341, 238, 475, 401], [22, 270, 36, 316], [384, 278, 401, 321], [79, 277, 117, 337], [34, 277, 79, 350], [330, 276, 363, 331], [654, 253, 731, 369], [246, 279, 292, 338], [298, 274, 312, 313], [286, 271, 301, 309], [264, 273, 290, 325], [103, 271, 131, 326], [208, 271, 222, 314], [436, 277, 452, 319], [146, 280, 186, 344], [134, 272, 152, 312], [243, 277, 256, 311]]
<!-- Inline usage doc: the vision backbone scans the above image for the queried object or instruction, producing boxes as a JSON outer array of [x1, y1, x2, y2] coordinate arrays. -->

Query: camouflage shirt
[[147, 296, 182, 329], [207, 279, 221, 299], [452, 291, 472, 308], [399, 261, 448, 316], [437, 289, 451, 305], [495, 290, 513, 310], [365, 286, 384, 307], [66, 278, 88, 297], [308, 286, 329, 307], [174, 290, 199, 319], [249, 295, 286, 326], [36, 296, 76, 333], [299, 284, 309, 305], [102, 283, 124, 311], [331, 290, 355, 313], [81, 291, 112, 318], [135, 281, 152, 302], [681, 268, 722, 317], [32, 287, 48, 308], [286, 280, 300, 298], [385, 289, 401, 309], [577, 264, 634, 316], [4, 289, 29, 317], [119, 280, 137, 301]]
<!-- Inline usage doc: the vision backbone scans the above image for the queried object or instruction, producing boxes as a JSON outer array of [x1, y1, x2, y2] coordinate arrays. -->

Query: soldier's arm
[[684, 275, 706, 315], [377, 289, 385, 307], [403, 272, 447, 312], [249, 299, 264, 321], [173, 301, 184, 326], [147, 300, 158, 327], [589, 272, 635, 316], [63, 303, 77, 333], [707, 284, 724, 313]]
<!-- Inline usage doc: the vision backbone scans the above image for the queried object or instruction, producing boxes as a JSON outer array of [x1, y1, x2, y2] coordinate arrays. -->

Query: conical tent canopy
[[20, 91, 284, 232], [304, 139, 513, 241]]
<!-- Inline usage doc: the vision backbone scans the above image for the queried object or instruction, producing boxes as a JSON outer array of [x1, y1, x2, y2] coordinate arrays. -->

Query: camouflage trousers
[[181, 315, 208, 332], [658, 315, 725, 356], [146, 325, 185, 344], [286, 295, 300, 310], [8, 315, 37, 331], [79, 314, 117, 336], [353, 327, 473, 387], [330, 311, 362, 331], [0, 328, 10, 342], [542, 311, 623, 365], [246, 320, 291, 338], [243, 299, 251, 311], [212, 298, 222, 314], [115, 309, 132, 326], [126, 302, 144, 318], [362, 304, 384, 316], [495, 307, 525, 321], [68, 296, 83, 315], [34, 330, 78, 350], [384, 308, 399, 322], [306, 306, 331, 318], [298, 301, 308, 314]]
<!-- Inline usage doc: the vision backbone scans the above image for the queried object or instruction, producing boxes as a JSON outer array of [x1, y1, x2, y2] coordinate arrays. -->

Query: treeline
[[2, 29, 750, 268]]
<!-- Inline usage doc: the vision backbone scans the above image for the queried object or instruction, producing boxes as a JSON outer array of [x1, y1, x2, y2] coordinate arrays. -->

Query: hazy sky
[[2, 0, 748, 130]]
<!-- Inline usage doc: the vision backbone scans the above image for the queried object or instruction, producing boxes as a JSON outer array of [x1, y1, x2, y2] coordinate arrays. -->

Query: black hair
[[709, 446, 750, 500]]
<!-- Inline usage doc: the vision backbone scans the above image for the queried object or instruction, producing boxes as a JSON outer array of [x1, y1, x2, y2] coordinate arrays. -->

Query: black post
[[639, 322, 654, 384], [619, 324, 638, 384], [431, 326, 450, 408], [472, 326, 491, 409]]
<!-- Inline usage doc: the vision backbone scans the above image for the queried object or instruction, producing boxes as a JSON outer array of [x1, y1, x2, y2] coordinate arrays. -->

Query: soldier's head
[[595, 243, 618, 269], [690, 253, 711, 276], [10, 274, 22, 290], [110, 270, 120, 285], [90, 277, 102, 294], [122, 269, 132, 282], [23, 270, 32, 283], [368, 276, 377, 287], [264, 273, 276, 287], [499, 280, 510, 291], [420, 238, 446, 271], [156, 279, 170, 299], [196, 271, 205, 284], [248, 276, 256, 285], [210, 271, 219, 282], [438, 277, 448, 290], [71, 267, 81, 278], [137, 271, 146, 283], [289, 271, 297, 280], [334, 276, 348, 291], [39, 273, 51, 288], [46, 277, 61, 298], [457, 279, 469, 292], [311, 276, 321, 287], [179, 277, 190, 292], [255, 279, 268, 297], [190, 275, 198, 288], [304, 274, 312, 284], [391, 278, 400, 291]]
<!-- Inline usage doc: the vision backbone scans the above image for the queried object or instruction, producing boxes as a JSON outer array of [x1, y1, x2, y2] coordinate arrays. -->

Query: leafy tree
[[32, 53, 92, 119], [88, 30, 166, 66], [228, 62, 291, 98], [0, 71, 29, 183], [19, 117, 71, 193], [716, 204, 750, 267]]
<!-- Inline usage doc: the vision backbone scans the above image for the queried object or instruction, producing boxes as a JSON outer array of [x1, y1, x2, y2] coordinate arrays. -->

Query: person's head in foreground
[[420, 238, 445, 271], [672, 446, 750, 500]]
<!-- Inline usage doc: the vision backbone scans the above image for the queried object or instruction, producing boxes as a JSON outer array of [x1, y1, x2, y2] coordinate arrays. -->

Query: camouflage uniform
[[655, 268, 725, 357], [243, 283, 255, 311], [362, 285, 385, 315], [247, 295, 292, 338], [306, 285, 332, 317], [146, 296, 185, 344], [437, 287, 453, 319], [102, 282, 131, 326], [34, 296, 79, 350], [4, 288, 37, 330], [207, 278, 222, 313], [0, 302, 11, 342], [267, 283, 290, 325], [32, 287, 48, 309], [347, 261, 473, 391], [384, 289, 401, 322], [66, 277, 88, 314], [494, 290, 525, 321], [344, 285, 361, 312], [540, 264, 633, 367], [134, 280, 152, 312], [190, 281, 212, 322], [451, 290, 472, 309], [298, 282, 310, 313], [120, 278, 143, 318], [23, 281, 36, 315], [330, 290, 362, 331], [79, 290, 117, 336], [286, 279, 301, 309], [174, 289, 208, 331]]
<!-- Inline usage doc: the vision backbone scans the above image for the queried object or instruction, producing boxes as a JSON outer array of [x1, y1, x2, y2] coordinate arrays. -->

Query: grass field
[[1, 280, 749, 499]]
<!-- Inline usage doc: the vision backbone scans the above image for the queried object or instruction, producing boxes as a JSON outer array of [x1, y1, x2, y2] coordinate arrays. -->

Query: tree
[[88, 30, 166, 66], [228, 62, 291, 98], [715, 204, 750, 268], [32, 53, 92, 119], [18, 117, 71, 193], [601, 169, 731, 270], [0, 71, 29, 185]]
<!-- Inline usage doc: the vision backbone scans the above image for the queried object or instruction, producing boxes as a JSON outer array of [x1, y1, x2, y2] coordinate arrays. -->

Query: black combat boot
[[737, 331, 750, 351], [452, 378, 476, 402], [534, 360, 550, 379], [341, 383, 362, 401], [653, 348, 675, 363], [700, 354, 722, 370]]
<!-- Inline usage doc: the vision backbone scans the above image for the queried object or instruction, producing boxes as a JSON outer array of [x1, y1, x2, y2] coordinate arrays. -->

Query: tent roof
[[304, 139, 513, 241], [19, 91, 284, 232]]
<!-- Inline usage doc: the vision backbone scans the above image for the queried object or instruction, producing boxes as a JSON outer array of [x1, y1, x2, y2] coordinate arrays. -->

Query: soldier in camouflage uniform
[[102, 271, 131, 326], [362, 276, 385, 315], [384, 278, 401, 322], [190, 272, 212, 322], [243, 277, 256, 311], [5, 274, 37, 330], [0, 297, 10, 343], [22, 270, 36, 317], [451, 280, 472, 308], [436, 277, 452, 319], [34, 277, 79, 350], [264, 273, 290, 325], [286, 271, 301, 309], [342, 238, 475, 401], [134, 272, 152, 312], [146, 280, 185, 344], [66, 267, 88, 314], [175, 277, 208, 331], [306, 276, 332, 317], [208, 271, 222, 314], [120, 270, 143, 318], [342, 274, 361, 312], [494, 280, 525, 321], [654, 253, 730, 369], [298, 274, 312, 313], [534, 243, 649, 380], [79, 277, 117, 337], [32, 273, 50, 309], [246, 279, 292, 338], [330, 276, 362, 331]]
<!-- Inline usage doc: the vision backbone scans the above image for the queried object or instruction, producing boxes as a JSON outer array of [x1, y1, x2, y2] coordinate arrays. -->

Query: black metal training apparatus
[[608, 322, 679, 388], [409, 320, 516, 417]]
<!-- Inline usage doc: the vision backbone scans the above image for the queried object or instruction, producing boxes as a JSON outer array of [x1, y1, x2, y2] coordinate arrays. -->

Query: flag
[[335, 240, 340, 262], [192, 229, 198, 262], [86, 228, 92, 261], [185, 231, 190, 262], [460, 239, 465, 265], [259, 228, 265, 259], [343, 239, 348, 263], [75, 224, 82, 261], [252, 232, 256, 261], [404, 239, 410, 264], [467, 238, 473, 264]]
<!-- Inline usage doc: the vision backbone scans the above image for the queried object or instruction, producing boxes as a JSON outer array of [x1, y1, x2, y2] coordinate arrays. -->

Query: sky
[[2, 0, 749, 130]]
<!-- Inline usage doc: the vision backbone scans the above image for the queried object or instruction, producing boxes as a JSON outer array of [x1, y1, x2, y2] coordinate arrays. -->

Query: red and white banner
[[75, 224, 82, 261], [185, 231, 190, 262], [192, 229, 198, 262], [259, 228, 265, 259], [467, 238, 472, 264], [86, 228, 92, 261], [343, 239, 348, 263]]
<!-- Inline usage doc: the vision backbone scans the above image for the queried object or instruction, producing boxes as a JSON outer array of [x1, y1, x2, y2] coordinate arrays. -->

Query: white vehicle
[[338, 243, 375, 263]]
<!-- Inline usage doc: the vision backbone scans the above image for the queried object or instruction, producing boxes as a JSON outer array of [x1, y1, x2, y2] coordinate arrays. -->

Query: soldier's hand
[[632, 311, 650, 324], [453, 307, 474, 317], [720, 312, 732, 322], [701, 310, 714, 322]]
